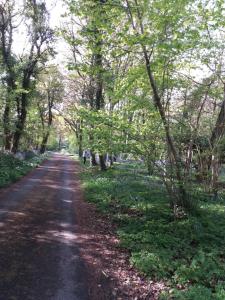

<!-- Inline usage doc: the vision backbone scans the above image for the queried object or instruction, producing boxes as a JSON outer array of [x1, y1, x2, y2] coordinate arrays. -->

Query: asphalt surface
[[0, 154, 90, 300]]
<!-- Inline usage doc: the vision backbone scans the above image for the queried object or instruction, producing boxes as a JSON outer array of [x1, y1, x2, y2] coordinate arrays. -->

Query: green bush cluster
[[81, 162, 225, 299], [160, 284, 225, 299], [0, 153, 46, 187]]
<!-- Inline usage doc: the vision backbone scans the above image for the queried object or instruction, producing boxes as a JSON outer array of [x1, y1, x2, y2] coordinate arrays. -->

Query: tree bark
[[207, 84, 225, 191], [91, 151, 98, 166], [99, 154, 107, 171], [40, 132, 50, 154], [93, 2, 107, 171], [3, 102, 12, 150], [12, 91, 28, 153]]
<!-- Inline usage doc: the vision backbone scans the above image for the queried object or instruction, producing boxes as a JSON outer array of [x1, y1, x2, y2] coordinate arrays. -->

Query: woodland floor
[[0, 154, 159, 300]]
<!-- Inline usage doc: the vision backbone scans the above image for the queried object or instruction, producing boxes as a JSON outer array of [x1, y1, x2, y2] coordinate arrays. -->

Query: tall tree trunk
[[0, 3, 15, 151], [91, 151, 98, 166], [211, 154, 220, 199], [78, 133, 83, 157], [78, 142, 82, 158], [94, 2, 106, 171], [109, 154, 114, 166], [99, 154, 107, 171], [3, 102, 12, 150], [11, 91, 28, 153], [76, 121, 83, 157], [208, 84, 225, 192], [210, 85, 225, 148], [40, 132, 50, 154], [58, 135, 62, 151]]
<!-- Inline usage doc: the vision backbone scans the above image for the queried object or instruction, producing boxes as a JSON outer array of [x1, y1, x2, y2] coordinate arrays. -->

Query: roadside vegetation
[[0, 152, 48, 188], [81, 161, 225, 299], [1, 1, 225, 298]]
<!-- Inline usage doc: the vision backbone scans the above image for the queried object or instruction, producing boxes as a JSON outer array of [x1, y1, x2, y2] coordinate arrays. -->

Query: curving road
[[0, 154, 90, 300]]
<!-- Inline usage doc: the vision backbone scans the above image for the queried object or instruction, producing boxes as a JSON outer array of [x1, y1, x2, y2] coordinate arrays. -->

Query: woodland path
[[0, 154, 92, 300]]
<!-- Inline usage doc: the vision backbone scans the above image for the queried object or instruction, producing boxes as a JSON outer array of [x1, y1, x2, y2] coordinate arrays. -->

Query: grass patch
[[0, 152, 48, 188], [80, 162, 225, 299]]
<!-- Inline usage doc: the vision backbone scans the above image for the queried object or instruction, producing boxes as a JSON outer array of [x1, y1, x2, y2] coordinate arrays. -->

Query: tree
[[0, 0, 17, 150], [36, 65, 63, 154], [11, 0, 54, 153], [62, 0, 225, 215]]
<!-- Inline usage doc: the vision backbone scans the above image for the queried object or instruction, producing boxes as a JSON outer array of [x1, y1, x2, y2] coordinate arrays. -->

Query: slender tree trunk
[[210, 85, 225, 148], [91, 151, 98, 166], [3, 102, 12, 150], [99, 154, 107, 171], [94, 5, 107, 170], [11, 92, 27, 153], [207, 84, 225, 192], [211, 154, 218, 192], [58, 135, 62, 151], [78, 137, 83, 158], [77, 122, 83, 157], [2, 75, 17, 151], [74, 129, 83, 157], [40, 132, 50, 154], [12, 121, 25, 154], [147, 159, 154, 176], [0, 6, 15, 151], [143, 45, 187, 209], [109, 154, 114, 166]]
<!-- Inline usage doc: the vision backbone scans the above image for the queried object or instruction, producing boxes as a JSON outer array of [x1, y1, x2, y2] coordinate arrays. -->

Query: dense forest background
[[1, 1, 225, 298]]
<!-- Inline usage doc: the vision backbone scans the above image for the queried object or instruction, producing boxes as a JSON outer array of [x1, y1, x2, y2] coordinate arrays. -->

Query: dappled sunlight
[[35, 230, 76, 245], [0, 155, 90, 299], [9, 211, 27, 216], [0, 154, 141, 299], [63, 199, 72, 203]]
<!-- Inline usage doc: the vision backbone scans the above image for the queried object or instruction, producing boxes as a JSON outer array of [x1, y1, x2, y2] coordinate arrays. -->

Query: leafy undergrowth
[[0, 152, 48, 188], [81, 162, 225, 299]]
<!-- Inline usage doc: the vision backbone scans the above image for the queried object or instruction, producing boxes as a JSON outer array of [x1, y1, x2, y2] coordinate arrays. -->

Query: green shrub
[[160, 285, 212, 300], [0, 152, 47, 187], [80, 161, 225, 298]]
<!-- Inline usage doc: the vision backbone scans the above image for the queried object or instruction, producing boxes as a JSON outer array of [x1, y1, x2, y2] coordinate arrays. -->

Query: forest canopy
[[0, 0, 225, 215]]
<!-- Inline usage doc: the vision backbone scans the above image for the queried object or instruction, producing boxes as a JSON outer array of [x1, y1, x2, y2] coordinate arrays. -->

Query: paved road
[[0, 154, 90, 300]]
